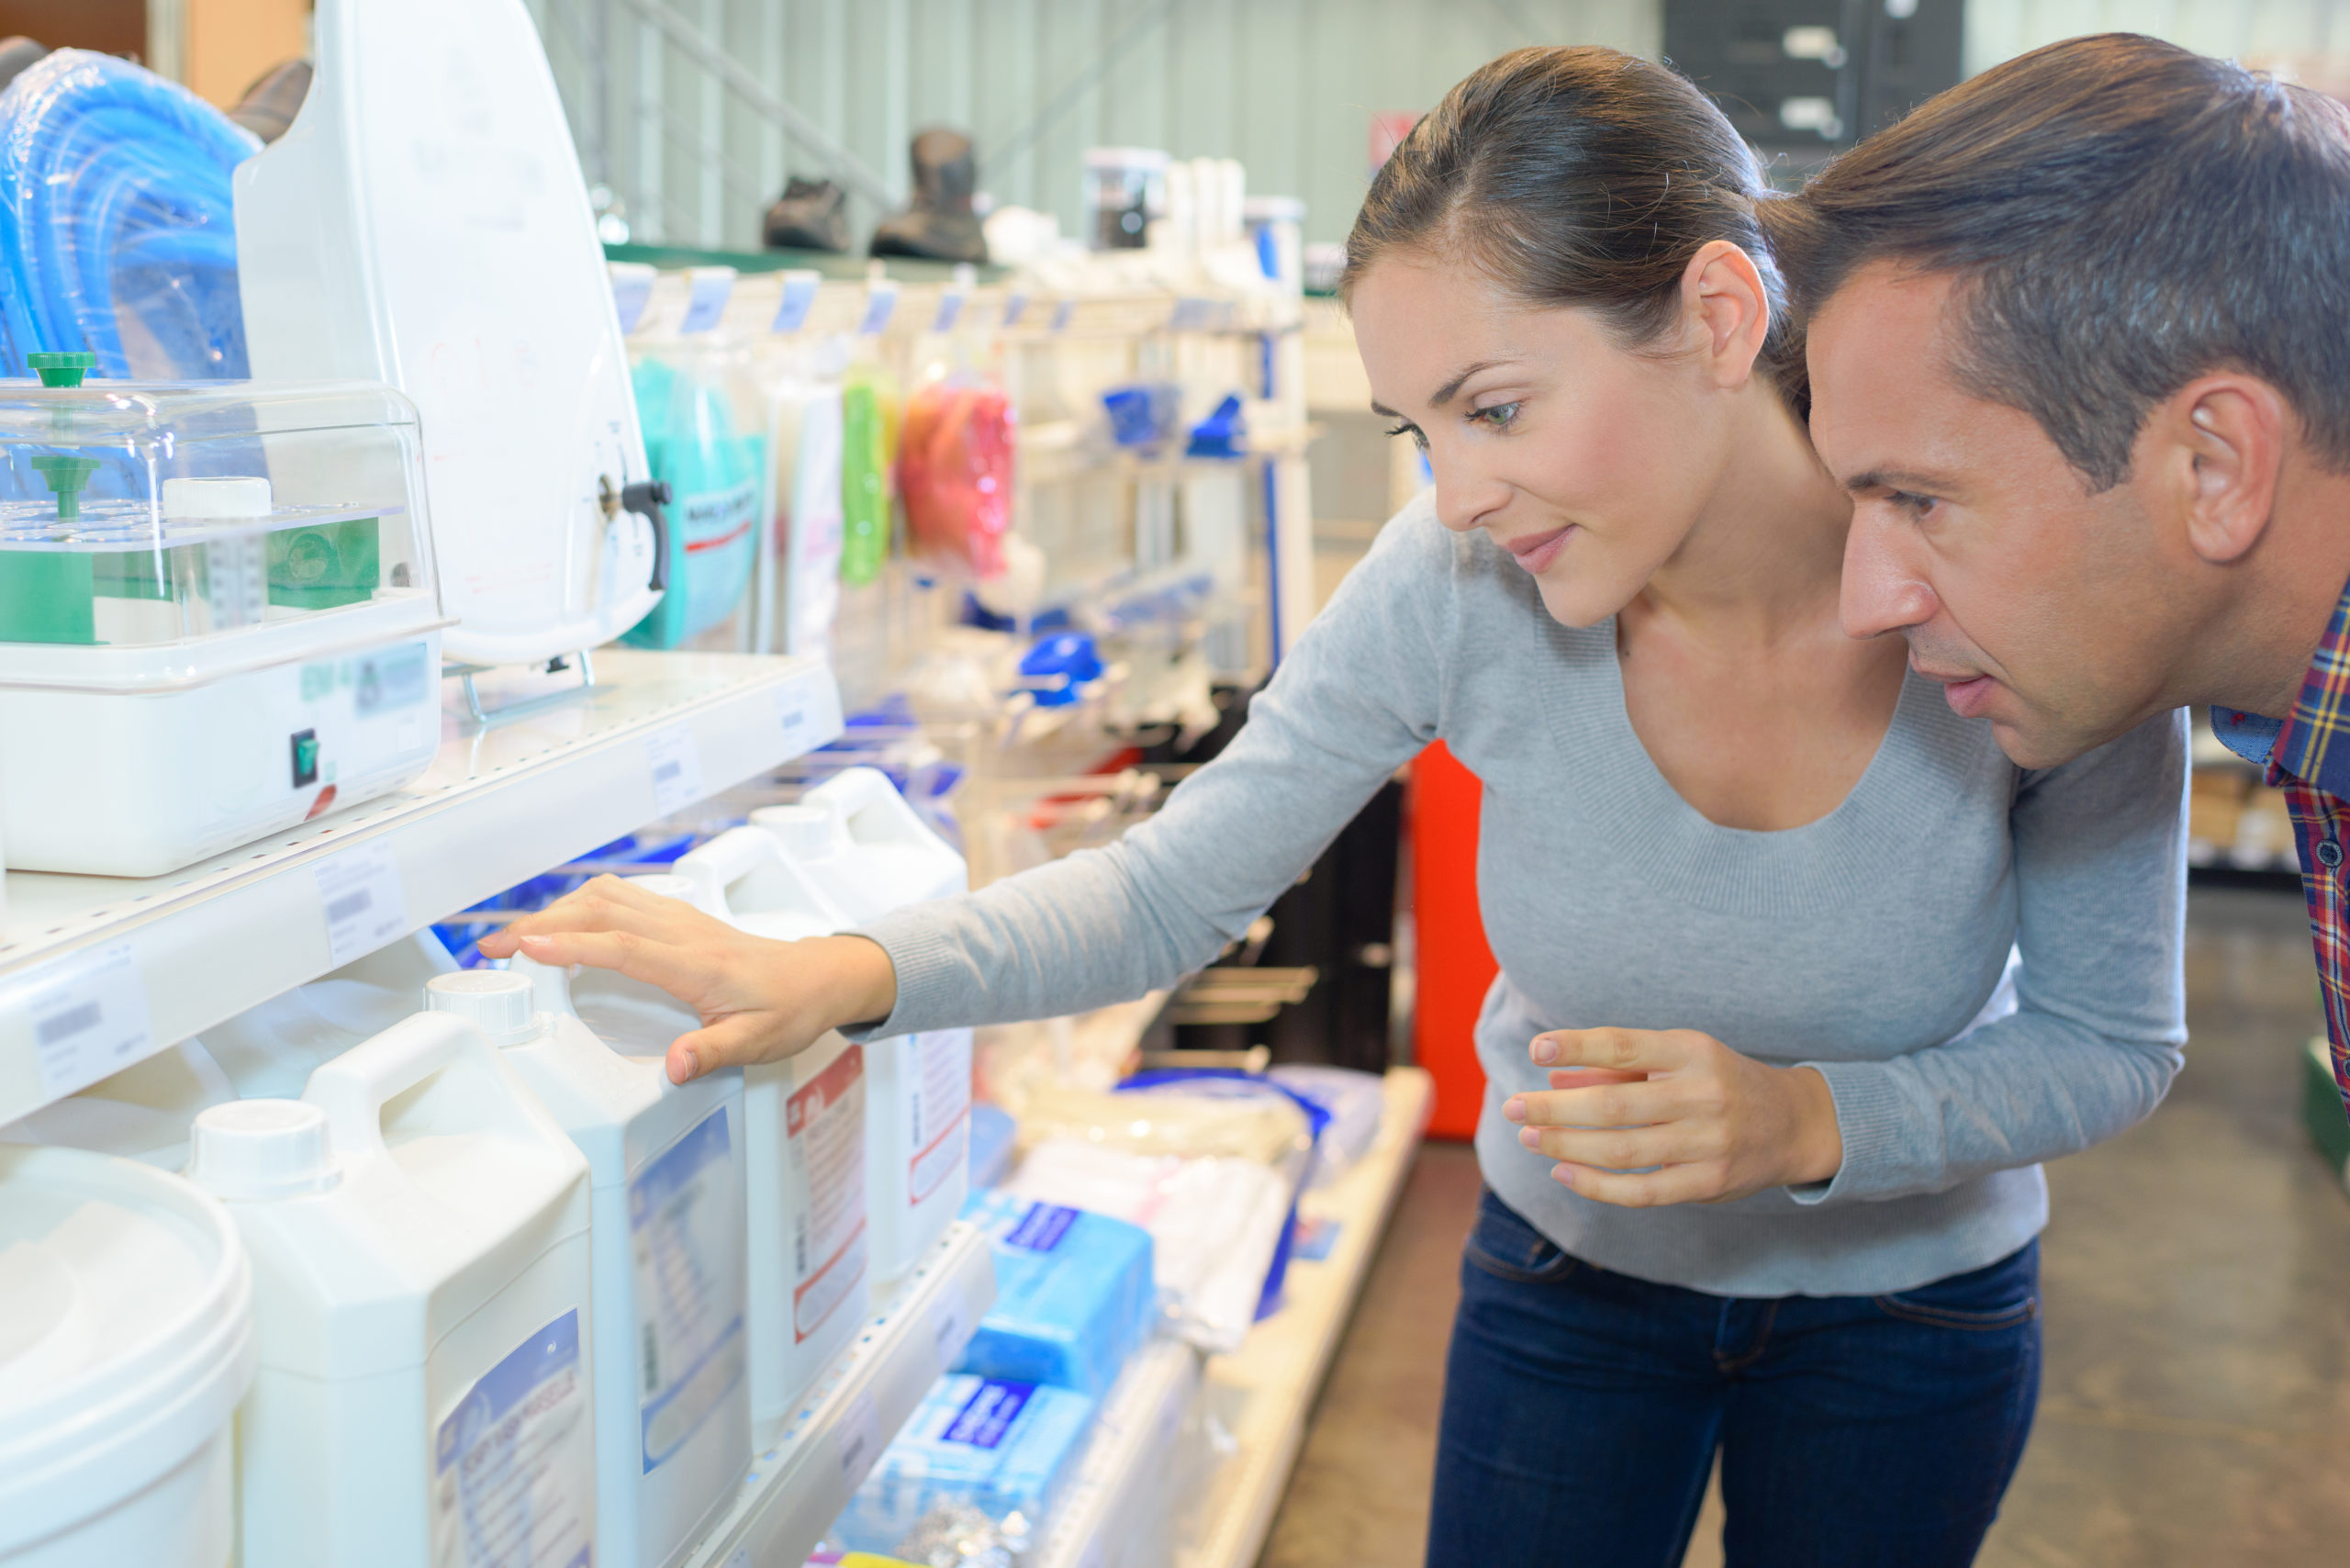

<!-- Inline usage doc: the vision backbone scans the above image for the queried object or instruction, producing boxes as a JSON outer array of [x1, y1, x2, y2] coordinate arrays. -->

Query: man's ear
[[2158, 375, 2288, 566], [1681, 240, 1771, 391]]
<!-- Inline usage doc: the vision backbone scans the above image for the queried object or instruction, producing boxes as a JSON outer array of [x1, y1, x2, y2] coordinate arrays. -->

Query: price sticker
[[313, 841, 410, 968], [1001, 292, 1028, 330], [771, 271, 821, 334], [776, 689, 817, 751], [857, 281, 899, 337], [931, 1293, 970, 1373], [20, 942, 155, 1100], [932, 290, 964, 334], [645, 725, 706, 816], [835, 1389, 884, 1491], [1049, 297, 1075, 333], [680, 267, 734, 334]]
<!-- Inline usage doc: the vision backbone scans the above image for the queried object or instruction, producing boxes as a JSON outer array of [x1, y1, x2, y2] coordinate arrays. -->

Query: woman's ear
[[1681, 239, 1772, 390], [2155, 375, 2287, 566]]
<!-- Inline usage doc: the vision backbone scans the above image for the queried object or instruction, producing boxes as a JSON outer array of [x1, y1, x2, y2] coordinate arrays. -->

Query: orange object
[[1410, 741, 1495, 1140]]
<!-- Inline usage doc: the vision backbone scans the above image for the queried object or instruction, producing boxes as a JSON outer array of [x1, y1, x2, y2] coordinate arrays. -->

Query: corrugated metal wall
[[524, 0, 2350, 252]]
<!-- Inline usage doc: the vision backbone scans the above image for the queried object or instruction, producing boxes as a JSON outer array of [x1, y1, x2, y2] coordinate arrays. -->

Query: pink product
[[900, 381, 1014, 577]]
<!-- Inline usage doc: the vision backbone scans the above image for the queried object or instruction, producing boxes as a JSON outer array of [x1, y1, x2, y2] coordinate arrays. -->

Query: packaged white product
[[0, 1144, 255, 1568], [619, 870, 875, 1427], [1007, 1139, 1293, 1354], [187, 1012, 598, 1568], [434, 965, 750, 1568], [832, 1374, 1096, 1554], [1268, 1065, 1386, 1186], [1031, 1339, 1207, 1568]]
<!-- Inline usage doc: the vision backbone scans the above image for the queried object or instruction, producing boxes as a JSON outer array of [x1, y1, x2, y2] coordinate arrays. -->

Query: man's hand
[[1502, 1026, 1843, 1205], [476, 875, 899, 1084]]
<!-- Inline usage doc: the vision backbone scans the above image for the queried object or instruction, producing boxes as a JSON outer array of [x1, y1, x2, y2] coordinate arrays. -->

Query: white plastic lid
[[160, 475, 273, 517], [423, 969, 543, 1047], [1243, 196, 1306, 222], [186, 1099, 340, 1200], [0, 1144, 254, 1553], [750, 803, 837, 861]]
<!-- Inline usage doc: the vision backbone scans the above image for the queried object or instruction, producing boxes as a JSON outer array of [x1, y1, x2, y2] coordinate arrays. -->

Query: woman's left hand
[[1503, 1027, 1844, 1206]]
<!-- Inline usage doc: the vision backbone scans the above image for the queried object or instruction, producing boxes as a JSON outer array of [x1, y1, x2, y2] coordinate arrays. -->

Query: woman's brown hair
[[1342, 46, 1807, 416]]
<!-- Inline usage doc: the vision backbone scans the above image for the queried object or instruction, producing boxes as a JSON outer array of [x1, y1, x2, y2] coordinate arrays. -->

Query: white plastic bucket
[[0, 1143, 255, 1568]]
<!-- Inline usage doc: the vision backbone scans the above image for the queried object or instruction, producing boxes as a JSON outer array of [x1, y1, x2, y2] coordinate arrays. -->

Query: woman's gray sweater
[[853, 496, 2189, 1296]]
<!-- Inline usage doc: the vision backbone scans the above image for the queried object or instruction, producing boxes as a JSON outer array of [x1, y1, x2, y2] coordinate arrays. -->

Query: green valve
[[30, 454, 99, 521], [26, 352, 93, 388]]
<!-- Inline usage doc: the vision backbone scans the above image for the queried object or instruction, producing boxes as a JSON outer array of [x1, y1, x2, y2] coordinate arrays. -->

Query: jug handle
[[673, 824, 779, 913], [303, 1012, 532, 1163], [808, 766, 947, 853]]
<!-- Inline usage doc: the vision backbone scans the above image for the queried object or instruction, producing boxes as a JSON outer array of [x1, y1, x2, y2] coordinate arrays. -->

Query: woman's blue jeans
[[1427, 1190, 2042, 1567]]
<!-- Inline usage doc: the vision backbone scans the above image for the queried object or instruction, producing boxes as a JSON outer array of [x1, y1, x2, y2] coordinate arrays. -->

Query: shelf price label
[[314, 841, 411, 968], [930, 1293, 970, 1375], [645, 725, 707, 816], [776, 689, 817, 752], [835, 1388, 884, 1493], [17, 942, 156, 1101]]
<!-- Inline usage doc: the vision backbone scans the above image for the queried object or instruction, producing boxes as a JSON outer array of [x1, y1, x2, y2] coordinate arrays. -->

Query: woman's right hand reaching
[[475, 875, 900, 1085]]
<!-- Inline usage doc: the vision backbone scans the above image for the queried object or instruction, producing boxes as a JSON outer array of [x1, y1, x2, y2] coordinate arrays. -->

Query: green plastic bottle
[[839, 364, 898, 587]]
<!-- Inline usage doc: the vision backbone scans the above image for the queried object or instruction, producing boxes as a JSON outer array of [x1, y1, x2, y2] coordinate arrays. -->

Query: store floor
[[1258, 886, 2350, 1568]]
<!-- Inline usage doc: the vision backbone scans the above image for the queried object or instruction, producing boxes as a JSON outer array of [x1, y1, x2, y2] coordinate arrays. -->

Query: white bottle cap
[[161, 476, 273, 518], [187, 1100, 340, 1200], [750, 804, 835, 861], [424, 969, 543, 1047]]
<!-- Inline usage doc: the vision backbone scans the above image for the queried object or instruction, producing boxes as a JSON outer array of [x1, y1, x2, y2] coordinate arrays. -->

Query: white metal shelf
[[0, 649, 842, 1124], [682, 1219, 998, 1568], [1034, 1338, 1208, 1568], [1178, 1067, 1434, 1568]]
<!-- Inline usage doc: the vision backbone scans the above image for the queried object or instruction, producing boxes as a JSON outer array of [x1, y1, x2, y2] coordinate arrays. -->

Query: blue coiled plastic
[[0, 49, 259, 379]]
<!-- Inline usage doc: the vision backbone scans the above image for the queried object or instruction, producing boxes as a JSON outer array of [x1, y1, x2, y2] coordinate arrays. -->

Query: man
[[1781, 32, 2350, 1104]]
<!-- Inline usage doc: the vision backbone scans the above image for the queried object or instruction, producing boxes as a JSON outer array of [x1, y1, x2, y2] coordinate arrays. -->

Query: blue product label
[[1002, 1202, 1079, 1253], [431, 1310, 596, 1568], [772, 273, 821, 333], [945, 1379, 1035, 1450], [632, 1107, 747, 1472]]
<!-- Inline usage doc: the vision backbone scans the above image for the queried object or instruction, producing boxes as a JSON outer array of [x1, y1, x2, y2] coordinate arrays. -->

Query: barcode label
[[18, 942, 154, 1100], [313, 841, 409, 967], [836, 1389, 883, 1490], [644, 725, 706, 816], [931, 1294, 970, 1374]]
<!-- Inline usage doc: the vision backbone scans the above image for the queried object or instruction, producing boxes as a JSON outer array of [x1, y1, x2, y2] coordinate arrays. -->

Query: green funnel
[[31, 454, 100, 521]]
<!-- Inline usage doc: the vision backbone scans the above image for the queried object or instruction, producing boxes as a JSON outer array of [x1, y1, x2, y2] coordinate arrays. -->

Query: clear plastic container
[[1082, 148, 1169, 252], [0, 362, 445, 875]]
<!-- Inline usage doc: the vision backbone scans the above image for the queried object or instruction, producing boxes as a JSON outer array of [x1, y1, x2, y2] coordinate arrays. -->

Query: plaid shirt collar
[[2210, 572, 2350, 796]]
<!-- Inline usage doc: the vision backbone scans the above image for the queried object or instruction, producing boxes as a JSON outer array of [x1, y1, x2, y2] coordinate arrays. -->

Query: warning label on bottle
[[631, 1105, 746, 1473], [431, 1309, 596, 1568], [904, 1028, 972, 1206], [789, 1043, 868, 1343]]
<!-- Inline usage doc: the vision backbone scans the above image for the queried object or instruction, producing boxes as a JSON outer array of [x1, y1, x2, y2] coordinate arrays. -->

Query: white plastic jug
[[432, 965, 751, 1568], [0, 1144, 255, 1568], [188, 1013, 598, 1568], [748, 767, 973, 1282], [641, 856, 873, 1425], [203, 931, 460, 1099]]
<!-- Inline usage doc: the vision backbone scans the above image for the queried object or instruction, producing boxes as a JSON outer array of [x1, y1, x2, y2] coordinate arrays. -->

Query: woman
[[487, 47, 2187, 1568]]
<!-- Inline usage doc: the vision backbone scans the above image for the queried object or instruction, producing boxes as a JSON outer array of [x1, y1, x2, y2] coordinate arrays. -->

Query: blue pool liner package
[[832, 1374, 1096, 1551], [955, 1189, 1158, 1398]]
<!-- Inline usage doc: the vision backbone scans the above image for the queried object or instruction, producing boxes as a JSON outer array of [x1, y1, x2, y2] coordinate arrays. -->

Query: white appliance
[[0, 373, 446, 876], [232, 0, 664, 669]]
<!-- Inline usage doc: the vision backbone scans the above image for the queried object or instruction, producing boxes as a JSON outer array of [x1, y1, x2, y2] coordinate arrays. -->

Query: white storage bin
[[0, 1144, 255, 1568], [189, 1012, 597, 1568], [443, 964, 751, 1568]]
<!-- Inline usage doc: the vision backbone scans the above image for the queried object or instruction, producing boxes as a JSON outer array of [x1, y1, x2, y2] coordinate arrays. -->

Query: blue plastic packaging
[[833, 1374, 1095, 1551], [968, 1102, 1018, 1190], [955, 1189, 1156, 1398], [0, 50, 257, 380]]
